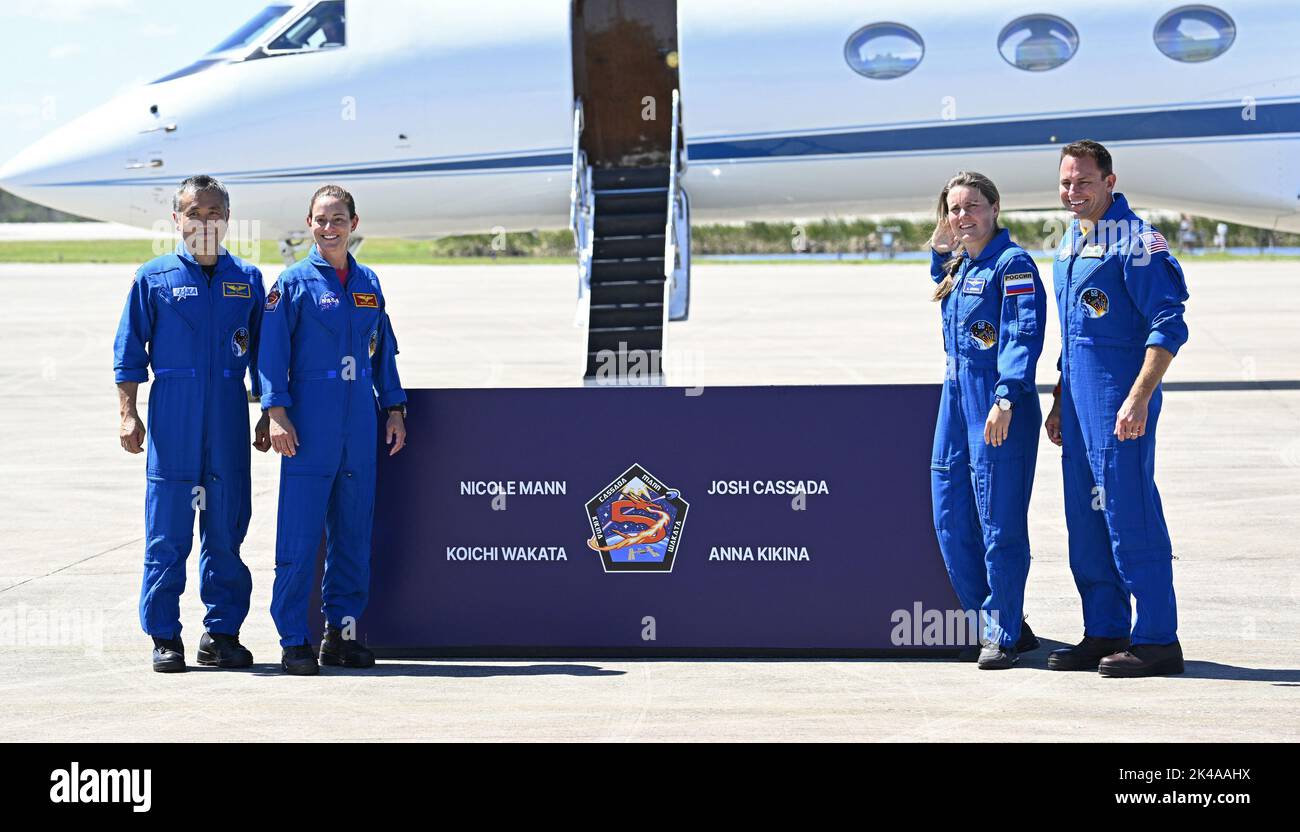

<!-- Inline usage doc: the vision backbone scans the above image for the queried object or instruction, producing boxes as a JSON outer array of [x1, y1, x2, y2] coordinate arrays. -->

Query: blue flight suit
[[113, 242, 264, 639], [258, 245, 406, 647], [929, 229, 1046, 648], [1054, 193, 1189, 646]]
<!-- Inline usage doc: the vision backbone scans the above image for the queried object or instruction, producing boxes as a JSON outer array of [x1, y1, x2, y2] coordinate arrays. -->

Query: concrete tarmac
[[0, 259, 1297, 742]]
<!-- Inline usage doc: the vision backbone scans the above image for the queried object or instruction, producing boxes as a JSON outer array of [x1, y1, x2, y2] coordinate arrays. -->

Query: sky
[[0, 0, 268, 164]]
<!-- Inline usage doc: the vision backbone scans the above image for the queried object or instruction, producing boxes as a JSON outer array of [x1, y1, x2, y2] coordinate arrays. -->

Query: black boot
[[1048, 635, 1131, 671], [281, 644, 319, 676], [197, 632, 253, 668], [152, 636, 186, 673], [1015, 619, 1041, 653], [1098, 642, 1185, 678], [319, 625, 375, 668]]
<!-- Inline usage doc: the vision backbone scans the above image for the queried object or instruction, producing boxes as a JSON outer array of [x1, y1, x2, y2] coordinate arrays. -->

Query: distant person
[[1178, 214, 1197, 253], [113, 175, 270, 673], [926, 171, 1046, 669], [1044, 140, 1190, 677], [259, 185, 407, 676], [1214, 221, 1228, 252]]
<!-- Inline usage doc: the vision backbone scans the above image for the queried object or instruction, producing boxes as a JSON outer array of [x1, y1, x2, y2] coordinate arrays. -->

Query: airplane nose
[[0, 91, 163, 224]]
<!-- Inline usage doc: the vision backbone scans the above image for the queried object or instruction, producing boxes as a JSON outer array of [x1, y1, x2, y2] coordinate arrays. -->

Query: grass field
[[1, 237, 1296, 266]]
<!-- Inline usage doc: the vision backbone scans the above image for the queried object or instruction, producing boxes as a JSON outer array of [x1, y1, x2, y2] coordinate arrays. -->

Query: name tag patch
[[352, 292, 378, 308], [1003, 272, 1035, 296], [223, 282, 251, 298], [962, 278, 986, 295]]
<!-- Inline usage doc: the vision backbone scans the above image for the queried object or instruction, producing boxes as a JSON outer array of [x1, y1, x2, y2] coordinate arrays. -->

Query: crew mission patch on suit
[[1082, 288, 1109, 318], [352, 292, 378, 308], [231, 327, 250, 357], [1003, 272, 1035, 296], [265, 288, 281, 311], [969, 320, 997, 350], [368, 329, 378, 358], [223, 282, 251, 299]]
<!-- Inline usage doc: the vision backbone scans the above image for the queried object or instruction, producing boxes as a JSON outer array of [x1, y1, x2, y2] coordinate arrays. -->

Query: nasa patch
[[1081, 288, 1109, 318], [318, 291, 340, 311], [264, 288, 281, 311], [231, 327, 250, 357], [969, 320, 997, 350], [172, 285, 198, 300]]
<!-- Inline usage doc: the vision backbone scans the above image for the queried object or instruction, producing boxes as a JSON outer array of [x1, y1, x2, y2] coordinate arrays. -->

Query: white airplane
[[2, 0, 1297, 370]]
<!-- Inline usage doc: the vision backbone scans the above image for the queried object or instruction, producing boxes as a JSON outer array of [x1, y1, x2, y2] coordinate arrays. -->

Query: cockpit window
[[209, 5, 293, 54], [1154, 5, 1235, 62], [266, 1, 346, 52], [998, 15, 1079, 71]]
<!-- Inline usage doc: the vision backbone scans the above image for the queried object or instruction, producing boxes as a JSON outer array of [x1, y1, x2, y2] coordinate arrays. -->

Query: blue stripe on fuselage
[[29, 101, 1300, 188]]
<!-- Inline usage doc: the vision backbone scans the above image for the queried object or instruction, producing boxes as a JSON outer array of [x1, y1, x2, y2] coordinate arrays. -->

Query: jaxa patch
[[1004, 272, 1035, 296], [352, 292, 378, 308], [318, 291, 340, 311], [264, 288, 281, 311], [585, 463, 689, 574], [231, 327, 249, 357], [1081, 288, 1109, 318], [222, 282, 251, 299], [1081, 244, 1106, 259], [969, 320, 997, 350], [172, 285, 198, 300], [962, 277, 986, 295]]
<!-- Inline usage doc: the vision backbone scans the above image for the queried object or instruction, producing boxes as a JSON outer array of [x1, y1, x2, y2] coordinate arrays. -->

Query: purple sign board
[[310, 385, 961, 656]]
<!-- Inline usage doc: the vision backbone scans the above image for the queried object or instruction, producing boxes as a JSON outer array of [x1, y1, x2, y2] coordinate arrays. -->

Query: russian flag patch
[[1003, 272, 1035, 296]]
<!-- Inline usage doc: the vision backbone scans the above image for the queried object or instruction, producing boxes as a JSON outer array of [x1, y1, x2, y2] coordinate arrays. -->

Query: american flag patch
[[1003, 272, 1035, 296], [1140, 230, 1169, 254]]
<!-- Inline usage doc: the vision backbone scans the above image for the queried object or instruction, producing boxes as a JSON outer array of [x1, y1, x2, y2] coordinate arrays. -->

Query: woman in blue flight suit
[[927, 172, 1047, 668], [259, 184, 407, 675]]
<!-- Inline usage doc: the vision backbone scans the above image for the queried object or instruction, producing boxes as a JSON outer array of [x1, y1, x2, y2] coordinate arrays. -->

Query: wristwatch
[[996, 396, 1013, 412], [387, 403, 407, 418]]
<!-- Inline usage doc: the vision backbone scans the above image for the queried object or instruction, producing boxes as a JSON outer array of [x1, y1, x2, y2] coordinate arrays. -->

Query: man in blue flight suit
[[928, 172, 1046, 669], [259, 185, 407, 675], [1044, 141, 1190, 677], [115, 175, 270, 673]]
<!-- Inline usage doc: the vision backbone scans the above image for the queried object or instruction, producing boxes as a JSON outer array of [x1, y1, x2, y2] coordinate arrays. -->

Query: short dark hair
[[173, 175, 229, 213], [308, 184, 356, 218], [1060, 140, 1113, 177]]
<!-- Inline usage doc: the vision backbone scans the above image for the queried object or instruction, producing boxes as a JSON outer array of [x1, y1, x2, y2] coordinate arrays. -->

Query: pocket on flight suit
[[146, 376, 201, 480], [972, 457, 1029, 545], [1095, 443, 1154, 557]]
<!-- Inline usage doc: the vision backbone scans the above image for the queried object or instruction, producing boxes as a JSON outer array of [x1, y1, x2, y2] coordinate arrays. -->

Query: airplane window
[[208, 5, 293, 54], [997, 15, 1079, 71], [1154, 5, 1235, 62], [844, 23, 924, 79], [267, 0, 346, 52]]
